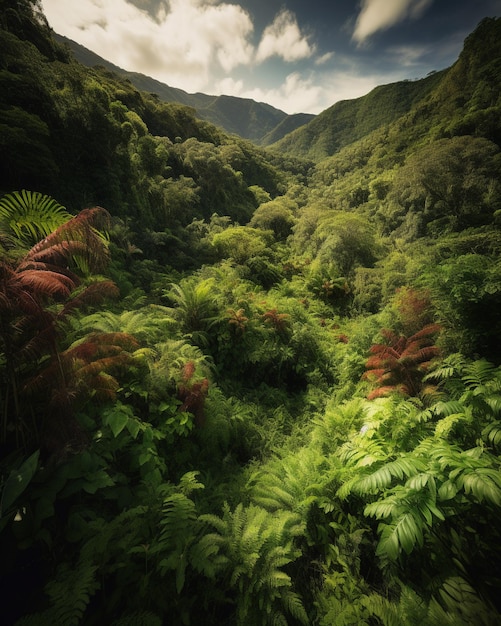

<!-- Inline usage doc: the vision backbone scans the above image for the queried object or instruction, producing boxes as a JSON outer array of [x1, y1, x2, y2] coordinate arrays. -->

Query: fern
[[0, 189, 70, 248], [17, 559, 99, 626], [462, 359, 499, 389], [154, 493, 197, 592], [432, 576, 500, 626], [351, 456, 426, 495], [247, 448, 323, 518], [196, 503, 307, 625], [482, 420, 501, 447]]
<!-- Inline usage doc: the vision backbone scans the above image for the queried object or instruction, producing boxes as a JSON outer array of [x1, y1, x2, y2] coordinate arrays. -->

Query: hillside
[[271, 70, 446, 160], [272, 17, 501, 161], [57, 34, 314, 144], [2, 4, 501, 626]]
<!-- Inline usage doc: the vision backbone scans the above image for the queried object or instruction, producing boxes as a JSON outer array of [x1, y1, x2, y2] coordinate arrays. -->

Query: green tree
[[211, 226, 273, 264], [388, 136, 501, 235], [249, 197, 297, 240]]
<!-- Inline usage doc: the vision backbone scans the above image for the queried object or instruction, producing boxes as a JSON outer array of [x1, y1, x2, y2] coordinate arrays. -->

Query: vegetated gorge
[[1, 2, 501, 625]]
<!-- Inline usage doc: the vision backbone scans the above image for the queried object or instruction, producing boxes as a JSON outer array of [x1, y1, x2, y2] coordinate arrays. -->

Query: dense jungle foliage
[[1, 2, 501, 625]]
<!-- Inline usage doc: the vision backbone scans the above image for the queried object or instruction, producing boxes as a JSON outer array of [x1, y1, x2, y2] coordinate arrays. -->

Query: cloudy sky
[[40, 0, 501, 115]]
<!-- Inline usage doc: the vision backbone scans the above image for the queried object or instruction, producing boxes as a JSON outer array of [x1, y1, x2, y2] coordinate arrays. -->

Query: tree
[[211, 226, 273, 264], [314, 212, 378, 276], [388, 136, 501, 235], [249, 197, 296, 240]]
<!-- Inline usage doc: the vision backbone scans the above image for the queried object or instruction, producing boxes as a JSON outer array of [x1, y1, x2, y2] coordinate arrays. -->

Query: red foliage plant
[[262, 308, 290, 334], [177, 361, 209, 428], [364, 323, 441, 399]]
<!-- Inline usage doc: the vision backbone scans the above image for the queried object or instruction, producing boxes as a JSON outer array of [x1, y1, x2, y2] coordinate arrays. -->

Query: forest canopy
[[1, 4, 501, 625]]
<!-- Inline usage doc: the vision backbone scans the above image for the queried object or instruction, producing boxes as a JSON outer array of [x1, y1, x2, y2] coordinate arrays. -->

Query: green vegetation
[[1, 4, 501, 625]]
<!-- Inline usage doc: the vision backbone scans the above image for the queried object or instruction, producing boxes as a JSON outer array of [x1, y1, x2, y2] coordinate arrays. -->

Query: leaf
[[377, 512, 423, 560], [457, 468, 501, 506], [482, 420, 501, 446], [126, 418, 142, 439], [106, 410, 129, 438], [438, 480, 459, 501], [0, 450, 40, 517], [352, 456, 425, 494]]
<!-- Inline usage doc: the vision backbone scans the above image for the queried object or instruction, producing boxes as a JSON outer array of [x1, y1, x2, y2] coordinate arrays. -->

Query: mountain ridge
[[56, 34, 315, 145], [271, 17, 501, 161]]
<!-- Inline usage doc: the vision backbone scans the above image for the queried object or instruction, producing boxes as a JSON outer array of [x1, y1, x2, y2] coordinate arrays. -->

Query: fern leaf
[[376, 511, 423, 559], [462, 359, 498, 389], [456, 467, 501, 506], [44, 560, 99, 626], [482, 420, 501, 446], [361, 593, 402, 626], [352, 456, 425, 494]]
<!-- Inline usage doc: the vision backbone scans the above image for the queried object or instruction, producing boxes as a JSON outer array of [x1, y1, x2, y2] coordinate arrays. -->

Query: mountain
[[270, 71, 446, 161], [271, 17, 501, 161], [56, 35, 314, 145]]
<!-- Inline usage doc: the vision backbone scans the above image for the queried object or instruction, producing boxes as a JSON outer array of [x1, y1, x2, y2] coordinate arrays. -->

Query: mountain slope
[[270, 70, 446, 161], [57, 35, 314, 144], [272, 17, 501, 162]]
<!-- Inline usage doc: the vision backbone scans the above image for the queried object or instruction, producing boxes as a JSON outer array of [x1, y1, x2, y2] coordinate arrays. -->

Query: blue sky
[[40, 0, 501, 114]]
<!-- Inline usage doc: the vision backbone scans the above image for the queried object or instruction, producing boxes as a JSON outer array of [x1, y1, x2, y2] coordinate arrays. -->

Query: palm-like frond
[[364, 323, 441, 398], [25, 332, 139, 406], [166, 279, 219, 335], [28, 206, 111, 274], [74, 306, 172, 343], [0, 189, 70, 248]]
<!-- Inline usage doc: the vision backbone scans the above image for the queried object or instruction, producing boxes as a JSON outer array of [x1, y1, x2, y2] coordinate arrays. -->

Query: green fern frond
[[281, 589, 309, 623], [433, 400, 466, 417], [364, 495, 401, 520], [0, 190, 70, 247], [196, 503, 306, 624], [20, 559, 100, 626], [248, 448, 322, 518], [177, 470, 205, 496], [434, 411, 472, 439], [361, 593, 404, 626], [351, 456, 426, 495], [482, 420, 501, 446], [376, 512, 424, 559], [362, 585, 429, 626], [432, 576, 500, 626], [338, 436, 389, 468], [455, 467, 501, 506], [462, 359, 499, 389]]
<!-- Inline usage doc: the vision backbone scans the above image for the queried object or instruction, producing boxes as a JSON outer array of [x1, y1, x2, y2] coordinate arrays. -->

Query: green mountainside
[[271, 70, 446, 159], [2, 3, 501, 625], [58, 34, 315, 144], [272, 17, 501, 161]]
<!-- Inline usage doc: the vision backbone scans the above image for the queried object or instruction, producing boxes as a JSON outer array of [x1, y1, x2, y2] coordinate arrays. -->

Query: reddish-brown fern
[[364, 323, 441, 399]]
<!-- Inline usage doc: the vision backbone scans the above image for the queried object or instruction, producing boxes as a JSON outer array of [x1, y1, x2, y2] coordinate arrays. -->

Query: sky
[[40, 0, 501, 115]]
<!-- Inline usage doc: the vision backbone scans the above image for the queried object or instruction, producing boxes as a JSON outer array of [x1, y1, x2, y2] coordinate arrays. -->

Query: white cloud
[[41, 0, 255, 91], [216, 70, 394, 116], [387, 44, 429, 66], [352, 0, 433, 44], [255, 9, 315, 63], [217, 72, 323, 114], [315, 51, 334, 66]]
